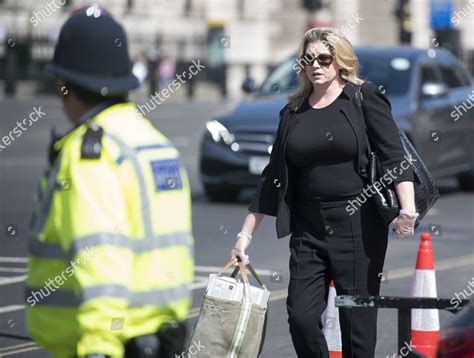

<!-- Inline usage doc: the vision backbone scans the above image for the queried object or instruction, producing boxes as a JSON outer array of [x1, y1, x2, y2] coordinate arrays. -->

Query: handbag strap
[[356, 84, 375, 155]]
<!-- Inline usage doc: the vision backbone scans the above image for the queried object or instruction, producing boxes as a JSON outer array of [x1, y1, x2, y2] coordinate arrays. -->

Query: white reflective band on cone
[[411, 270, 440, 331], [322, 285, 342, 352]]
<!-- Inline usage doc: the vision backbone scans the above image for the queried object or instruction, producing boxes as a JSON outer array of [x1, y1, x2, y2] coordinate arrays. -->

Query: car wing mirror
[[421, 82, 448, 99], [242, 77, 256, 93]]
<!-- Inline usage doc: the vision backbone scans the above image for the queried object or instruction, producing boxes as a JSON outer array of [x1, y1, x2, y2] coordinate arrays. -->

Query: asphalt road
[[0, 96, 473, 357]]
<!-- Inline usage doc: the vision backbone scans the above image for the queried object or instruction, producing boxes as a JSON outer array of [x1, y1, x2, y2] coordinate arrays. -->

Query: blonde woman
[[231, 28, 418, 357]]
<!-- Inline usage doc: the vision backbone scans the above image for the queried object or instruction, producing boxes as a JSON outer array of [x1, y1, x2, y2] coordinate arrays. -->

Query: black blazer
[[248, 80, 414, 239]]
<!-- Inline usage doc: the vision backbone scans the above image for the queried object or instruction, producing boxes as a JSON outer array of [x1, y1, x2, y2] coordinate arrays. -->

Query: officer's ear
[[56, 78, 81, 125], [57, 79, 70, 99], [56, 79, 83, 109]]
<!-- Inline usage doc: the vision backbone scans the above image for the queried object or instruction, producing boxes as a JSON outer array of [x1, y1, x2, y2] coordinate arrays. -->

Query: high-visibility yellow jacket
[[26, 102, 194, 358]]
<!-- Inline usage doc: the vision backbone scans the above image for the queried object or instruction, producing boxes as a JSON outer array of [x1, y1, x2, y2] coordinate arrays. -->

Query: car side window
[[439, 62, 471, 88], [421, 63, 440, 85], [455, 65, 473, 86]]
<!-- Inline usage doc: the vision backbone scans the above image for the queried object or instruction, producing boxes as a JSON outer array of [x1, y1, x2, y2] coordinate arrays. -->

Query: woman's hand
[[389, 209, 419, 239], [392, 181, 417, 239], [231, 231, 252, 265], [231, 212, 264, 265]]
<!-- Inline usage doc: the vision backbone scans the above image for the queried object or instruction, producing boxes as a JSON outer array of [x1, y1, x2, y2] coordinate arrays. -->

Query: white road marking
[[0, 258, 28, 263], [385, 254, 474, 280], [0, 346, 39, 357], [0, 267, 27, 273], [0, 342, 37, 353], [171, 136, 191, 147], [0, 305, 25, 314], [0, 275, 26, 286], [193, 276, 210, 282]]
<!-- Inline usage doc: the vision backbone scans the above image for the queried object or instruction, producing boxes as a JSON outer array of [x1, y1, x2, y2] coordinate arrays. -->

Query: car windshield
[[259, 56, 299, 95], [356, 52, 412, 95], [259, 51, 413, 96]]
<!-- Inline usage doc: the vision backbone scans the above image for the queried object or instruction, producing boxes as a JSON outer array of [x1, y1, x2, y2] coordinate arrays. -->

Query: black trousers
[[286, 195, 388, 358]]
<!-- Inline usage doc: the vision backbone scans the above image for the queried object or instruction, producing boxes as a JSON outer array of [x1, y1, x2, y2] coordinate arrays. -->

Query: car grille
[[231, 131, 275, 156]]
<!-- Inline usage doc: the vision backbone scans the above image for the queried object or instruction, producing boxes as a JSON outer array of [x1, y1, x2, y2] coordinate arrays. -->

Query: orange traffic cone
[[410, 232, 439, 358], [322, 280, 342, 358]]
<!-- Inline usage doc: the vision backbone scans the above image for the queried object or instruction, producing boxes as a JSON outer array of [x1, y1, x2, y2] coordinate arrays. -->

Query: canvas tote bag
[[186, 257, 270, 357]]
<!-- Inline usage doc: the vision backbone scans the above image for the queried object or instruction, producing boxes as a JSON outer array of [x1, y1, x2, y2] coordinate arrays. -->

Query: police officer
[[26, 6, 194, 358]]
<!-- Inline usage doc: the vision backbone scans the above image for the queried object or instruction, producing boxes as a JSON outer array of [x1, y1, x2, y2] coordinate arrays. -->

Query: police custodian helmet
[[47, 5, 139, 95]]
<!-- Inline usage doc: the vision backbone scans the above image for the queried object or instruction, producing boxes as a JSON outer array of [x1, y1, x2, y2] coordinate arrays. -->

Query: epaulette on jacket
[[81, 124, 103, 159]]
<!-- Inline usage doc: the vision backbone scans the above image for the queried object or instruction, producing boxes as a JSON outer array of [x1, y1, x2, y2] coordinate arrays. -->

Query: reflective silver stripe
[[72, 231, 191, 253], [29, 231, 192, 260], [115, 143, 173, 165], [130, 231, 190, 252], [106, 133, 153, 240], [25, 283, 190, 308], [130, 283, 190, 307], [82, 284, 130, 302]]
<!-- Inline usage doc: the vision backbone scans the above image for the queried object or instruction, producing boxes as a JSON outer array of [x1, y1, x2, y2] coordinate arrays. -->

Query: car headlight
[[205, 120, 235, 145]]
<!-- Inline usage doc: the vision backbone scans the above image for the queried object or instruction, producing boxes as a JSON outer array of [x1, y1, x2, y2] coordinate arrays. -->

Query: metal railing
[[335, 295, 471, 358]]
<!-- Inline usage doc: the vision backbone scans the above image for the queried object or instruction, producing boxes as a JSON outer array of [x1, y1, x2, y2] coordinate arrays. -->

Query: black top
[[248, 81, 414, 238], [286, 90, 366, 200]]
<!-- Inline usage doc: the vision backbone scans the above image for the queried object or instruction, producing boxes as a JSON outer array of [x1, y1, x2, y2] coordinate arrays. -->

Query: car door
[[410, 60, 451, 173], [437, 56, 474, 172]]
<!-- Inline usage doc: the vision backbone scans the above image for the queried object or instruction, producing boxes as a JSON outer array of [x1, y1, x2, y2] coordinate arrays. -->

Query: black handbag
[[356, 85, 440, 229]]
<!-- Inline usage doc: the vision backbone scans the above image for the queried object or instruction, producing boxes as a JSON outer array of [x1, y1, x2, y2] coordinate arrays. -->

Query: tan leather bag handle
[[218, 257, 249, 283], [219, 257, 267, 289], [231, 263, 267, 289]]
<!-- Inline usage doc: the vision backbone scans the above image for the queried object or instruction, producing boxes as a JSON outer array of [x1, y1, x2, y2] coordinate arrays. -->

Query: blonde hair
[[288, 27, 364, 111]]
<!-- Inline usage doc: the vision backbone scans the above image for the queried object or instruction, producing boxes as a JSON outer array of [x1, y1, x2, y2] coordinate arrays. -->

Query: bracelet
[[237, 231, 253, 241], [399, 209, 419, 219]]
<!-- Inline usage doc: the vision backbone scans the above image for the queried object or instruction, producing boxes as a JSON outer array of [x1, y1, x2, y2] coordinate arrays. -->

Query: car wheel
[[204, 184, 240, 202], [458, 170, 474, 191]]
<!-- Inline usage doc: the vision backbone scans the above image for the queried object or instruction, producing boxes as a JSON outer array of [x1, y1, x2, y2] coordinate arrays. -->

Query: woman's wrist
[[238, 231, 253, 241], [400, 203, 416, 215], [399, 208, 419, 218]]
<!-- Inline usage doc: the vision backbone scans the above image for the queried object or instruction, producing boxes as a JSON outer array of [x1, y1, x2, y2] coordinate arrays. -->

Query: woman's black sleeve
[[247, 105, 287, 216], [361, 81, 414, 182]]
